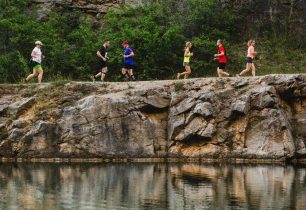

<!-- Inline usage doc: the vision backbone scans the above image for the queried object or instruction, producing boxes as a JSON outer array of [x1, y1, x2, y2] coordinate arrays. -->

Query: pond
[[0, 163, 305, 210]]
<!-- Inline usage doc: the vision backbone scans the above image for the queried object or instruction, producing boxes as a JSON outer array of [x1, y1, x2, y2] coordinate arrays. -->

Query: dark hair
[[104, 40, 110, 43]]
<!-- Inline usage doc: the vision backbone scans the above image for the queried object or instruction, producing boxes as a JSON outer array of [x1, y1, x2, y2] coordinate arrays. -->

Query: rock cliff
[[31, 0, 144, 15], [0, 75, 306, 161]]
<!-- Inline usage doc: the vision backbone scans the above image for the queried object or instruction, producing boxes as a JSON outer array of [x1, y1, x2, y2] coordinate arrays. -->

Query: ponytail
[[185, 41, 192, 50]]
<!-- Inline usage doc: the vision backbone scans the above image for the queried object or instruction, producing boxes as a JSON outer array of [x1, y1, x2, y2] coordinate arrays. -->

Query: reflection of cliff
[[0, 164, 306, 209], [169, 164, 306, 209], [0, 164, 169, 210]]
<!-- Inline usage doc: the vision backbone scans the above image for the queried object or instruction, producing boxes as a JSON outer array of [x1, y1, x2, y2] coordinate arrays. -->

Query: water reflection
[[0, 163, 305, 210]]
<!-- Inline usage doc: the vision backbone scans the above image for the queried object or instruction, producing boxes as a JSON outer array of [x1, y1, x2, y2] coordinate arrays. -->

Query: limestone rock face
[[31, 0, 144, 16], [0, 75, 305, 160]]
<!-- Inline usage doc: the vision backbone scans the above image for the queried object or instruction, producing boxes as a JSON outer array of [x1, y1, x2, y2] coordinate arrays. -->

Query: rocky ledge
[[0, 75, 306, 161]]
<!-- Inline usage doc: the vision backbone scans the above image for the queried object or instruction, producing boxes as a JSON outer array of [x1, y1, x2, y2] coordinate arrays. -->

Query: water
[[0, 163, 305, 210]]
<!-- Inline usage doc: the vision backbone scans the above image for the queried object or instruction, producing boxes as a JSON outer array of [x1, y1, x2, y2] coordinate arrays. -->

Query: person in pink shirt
[[237, 40, 257, 77]]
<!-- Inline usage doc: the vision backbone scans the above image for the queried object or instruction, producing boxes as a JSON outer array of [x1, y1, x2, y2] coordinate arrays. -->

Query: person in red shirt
[[214, 39, 231, 77]]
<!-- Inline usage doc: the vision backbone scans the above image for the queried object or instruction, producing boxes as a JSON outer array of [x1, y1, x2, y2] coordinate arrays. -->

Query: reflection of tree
[[0, 163, 305, 209]]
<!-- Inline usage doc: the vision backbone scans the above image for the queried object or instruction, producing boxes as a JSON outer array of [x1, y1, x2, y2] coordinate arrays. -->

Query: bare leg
[[179, 65, 191, 79], [95, 72, 102, 78], [101, 73, 106, 81], [26, 68, 38, 81], [217, 68, 230, 77], [128, 69, 136, 81], [239, 63, 251, 76], [217, 68, 222, 77], [251, 63, 256, 77], [221, 70, 230, 77], [37, 67, 43, 83], [121, 68, 129, 81], [184, 65, 191, 79], [127, 69, 133, 76]]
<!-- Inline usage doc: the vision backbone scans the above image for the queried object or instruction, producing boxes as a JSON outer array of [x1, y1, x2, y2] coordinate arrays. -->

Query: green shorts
[[34, 64, 42, 69], [31, 61, 42, 69]]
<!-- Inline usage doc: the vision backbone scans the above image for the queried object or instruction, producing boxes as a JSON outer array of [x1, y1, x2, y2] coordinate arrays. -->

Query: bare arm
[[97, 51, 106, 61], [251, 47, 257, 56], [214, 51, 224, 57], [184, 48, 190, 57]]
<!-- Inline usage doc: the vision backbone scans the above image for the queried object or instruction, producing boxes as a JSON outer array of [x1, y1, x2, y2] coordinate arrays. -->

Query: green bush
[[0, 0, 305, 83], [0, 51, 28, 83]]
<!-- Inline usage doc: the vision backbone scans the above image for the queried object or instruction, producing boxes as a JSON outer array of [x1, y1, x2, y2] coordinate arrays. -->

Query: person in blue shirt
[[120, 40, 136, 81]]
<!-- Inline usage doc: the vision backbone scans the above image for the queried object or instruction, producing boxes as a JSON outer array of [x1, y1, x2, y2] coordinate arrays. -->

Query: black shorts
[[98, 61, 107, 69], [122, 64, 134, 70], [218, 62, 226, 70], [246, 57, 253, 64]]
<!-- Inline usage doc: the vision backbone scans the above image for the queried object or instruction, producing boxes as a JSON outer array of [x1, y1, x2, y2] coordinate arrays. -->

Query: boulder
[[193, 102, 214, 117], [234, 78, 249, 88], [172, 97, 195, 115], [198, 91, 215, 102], [145, 93, 170, 109], [7, 97, 35, 116], [231, 100, 249, 115]]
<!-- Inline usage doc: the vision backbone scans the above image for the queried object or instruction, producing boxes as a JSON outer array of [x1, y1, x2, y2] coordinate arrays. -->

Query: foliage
[[0, 0, 305, 83]]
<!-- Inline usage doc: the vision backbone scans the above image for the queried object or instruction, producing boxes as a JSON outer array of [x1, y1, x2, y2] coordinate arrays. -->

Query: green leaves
[[0, 0, 305, 83], [0, 51, 28, 83]]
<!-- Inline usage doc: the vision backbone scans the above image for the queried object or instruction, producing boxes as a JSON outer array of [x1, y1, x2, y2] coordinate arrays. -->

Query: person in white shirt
[[26, 41, 44, 83]]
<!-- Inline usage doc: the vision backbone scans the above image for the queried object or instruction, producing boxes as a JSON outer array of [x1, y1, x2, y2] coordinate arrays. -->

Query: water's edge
[[1, 157, 306, 164]]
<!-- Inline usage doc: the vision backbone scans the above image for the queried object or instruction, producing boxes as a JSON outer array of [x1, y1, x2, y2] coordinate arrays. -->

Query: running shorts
[[122, 64, 134, 70], [246, 57, 253, 64], [218, 62, 226, 70]]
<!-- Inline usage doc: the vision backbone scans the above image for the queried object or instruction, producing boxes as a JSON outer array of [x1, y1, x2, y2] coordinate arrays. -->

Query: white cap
[[35, 41, 43, 46]]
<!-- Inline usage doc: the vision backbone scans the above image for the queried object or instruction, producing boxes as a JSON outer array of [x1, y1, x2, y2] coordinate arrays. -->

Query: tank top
[[247, 46, 255, 59], [184, 50, 192, 63]]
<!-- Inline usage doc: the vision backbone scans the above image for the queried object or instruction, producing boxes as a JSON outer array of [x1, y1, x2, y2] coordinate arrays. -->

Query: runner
[[237, 40, 257, 77], [26, 41, 44, 83], [121, 40, 136, 81], [93, 40, 110, 82], [177, 41, 193, 79], [214, 39, 231, 77]]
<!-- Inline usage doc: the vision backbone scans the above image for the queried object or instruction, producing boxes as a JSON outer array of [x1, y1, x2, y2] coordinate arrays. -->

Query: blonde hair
[[247, 40, 255, 47], [185, 41, 192, 50]]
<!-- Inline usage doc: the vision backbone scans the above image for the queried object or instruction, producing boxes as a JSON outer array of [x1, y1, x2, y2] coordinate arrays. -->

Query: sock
[[122, 73, 129, 81]]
